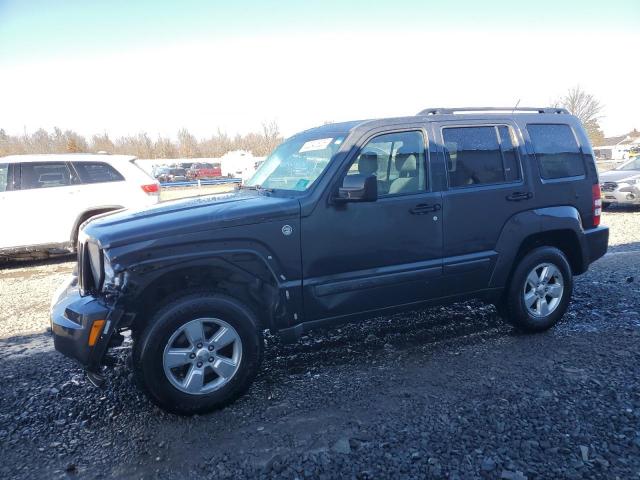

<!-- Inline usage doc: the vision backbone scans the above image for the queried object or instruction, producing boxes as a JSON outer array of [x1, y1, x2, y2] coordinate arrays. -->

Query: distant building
[[594, 130, 640, 160]]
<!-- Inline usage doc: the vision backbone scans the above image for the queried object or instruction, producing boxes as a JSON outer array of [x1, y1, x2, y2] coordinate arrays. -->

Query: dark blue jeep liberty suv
[[51, 107, 609, 414]]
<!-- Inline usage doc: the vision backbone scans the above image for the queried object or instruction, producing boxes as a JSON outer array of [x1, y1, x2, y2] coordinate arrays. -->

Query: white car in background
[[0, 154, 159, 257], [600, 156, 640, 208], [220, 150, 265, 182]]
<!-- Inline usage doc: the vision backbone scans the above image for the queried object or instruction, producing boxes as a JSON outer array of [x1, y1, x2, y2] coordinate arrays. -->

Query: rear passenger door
[[71, 161, 127, 211], [434, 121, 532, 294]]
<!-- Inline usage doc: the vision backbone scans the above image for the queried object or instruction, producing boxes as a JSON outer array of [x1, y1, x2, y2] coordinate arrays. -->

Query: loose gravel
[[0, 210, 639, 480]]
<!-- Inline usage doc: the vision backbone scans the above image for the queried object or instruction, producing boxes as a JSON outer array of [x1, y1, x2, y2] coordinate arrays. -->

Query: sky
[[1, 0, 639, 140]]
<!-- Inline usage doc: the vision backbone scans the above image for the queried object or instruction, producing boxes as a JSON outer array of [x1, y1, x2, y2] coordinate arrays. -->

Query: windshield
[[616, 157, 640, 171], [246, 132, 346, 191]]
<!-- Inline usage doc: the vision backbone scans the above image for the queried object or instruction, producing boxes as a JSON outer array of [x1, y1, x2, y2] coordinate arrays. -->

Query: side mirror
[[337, 174, 378, 202]]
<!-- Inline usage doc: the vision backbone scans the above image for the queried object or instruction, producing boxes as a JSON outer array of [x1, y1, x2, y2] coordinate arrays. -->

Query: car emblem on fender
[[281, 225, 293, 236]]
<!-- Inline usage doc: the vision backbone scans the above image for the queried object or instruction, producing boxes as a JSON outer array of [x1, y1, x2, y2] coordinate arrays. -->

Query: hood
[[600, 169, 640, 183], [83, 191, 300, 249]]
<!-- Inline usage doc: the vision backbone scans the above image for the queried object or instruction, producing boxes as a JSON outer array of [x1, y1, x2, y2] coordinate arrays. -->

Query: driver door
[[301, 128, 444, 321]]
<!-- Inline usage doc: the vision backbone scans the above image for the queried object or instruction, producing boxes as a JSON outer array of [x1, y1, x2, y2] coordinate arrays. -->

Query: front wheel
[[133, 292, 263, 415], [500, 247, 573, 332]]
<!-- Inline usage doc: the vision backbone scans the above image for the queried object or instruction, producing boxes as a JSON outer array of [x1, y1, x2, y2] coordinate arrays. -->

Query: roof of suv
[[1, 154, 136, 164], [300, 107, 576, 138]]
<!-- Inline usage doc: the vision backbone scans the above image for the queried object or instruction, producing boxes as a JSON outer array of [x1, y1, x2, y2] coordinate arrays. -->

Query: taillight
[[592, 183, 601, 227], [141, 183, 159, 194]]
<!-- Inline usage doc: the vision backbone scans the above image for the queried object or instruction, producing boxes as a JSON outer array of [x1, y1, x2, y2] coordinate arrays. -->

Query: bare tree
[[0, 123, 284, 158], [555, 86, 605, 145], [0, 129, 8, 156], [260, 120, 281, 156], [114, 133, 154, 158], [177, 128, 200, 158], [200, 128, 233, 157], [154, 136, 177, 159], [30, 129, 52, 153], [91, 133, 115, 153]]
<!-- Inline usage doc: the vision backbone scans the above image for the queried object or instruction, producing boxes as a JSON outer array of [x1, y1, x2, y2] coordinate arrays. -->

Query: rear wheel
[[499, 247, 573, 332], [133, 292, 263, 415]]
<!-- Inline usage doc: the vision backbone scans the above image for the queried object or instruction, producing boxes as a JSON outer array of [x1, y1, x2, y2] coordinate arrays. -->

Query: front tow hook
[[85, 354, 118, 388], [85, 369, 106, 388]]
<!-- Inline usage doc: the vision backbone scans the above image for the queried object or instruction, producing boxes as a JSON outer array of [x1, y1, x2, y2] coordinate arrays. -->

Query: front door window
[[346, 131, 426, 196]]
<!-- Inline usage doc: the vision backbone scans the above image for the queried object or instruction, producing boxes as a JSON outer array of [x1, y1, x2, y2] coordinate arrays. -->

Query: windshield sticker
[[299, 138, 333, 153], [294, 178, 310, 190]]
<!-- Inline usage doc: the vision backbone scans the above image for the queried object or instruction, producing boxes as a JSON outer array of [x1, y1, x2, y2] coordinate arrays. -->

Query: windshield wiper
[[238, 184, 274, 193]]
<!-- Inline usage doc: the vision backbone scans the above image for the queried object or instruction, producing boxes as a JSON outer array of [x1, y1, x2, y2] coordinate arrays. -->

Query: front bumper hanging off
[[50, 275, 123, 371]]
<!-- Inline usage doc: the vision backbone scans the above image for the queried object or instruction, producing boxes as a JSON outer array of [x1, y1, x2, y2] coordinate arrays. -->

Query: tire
[[602, 202, 612, 210], [501, 246, 573, 333], [132, 292, 263, 415]]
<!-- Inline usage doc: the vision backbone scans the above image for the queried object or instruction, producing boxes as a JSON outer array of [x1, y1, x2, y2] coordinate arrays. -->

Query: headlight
[[103, 255, 114, 286], [87, 242, 103, 290], [625, 178, 638, 185], [102, 253, 124, 290]]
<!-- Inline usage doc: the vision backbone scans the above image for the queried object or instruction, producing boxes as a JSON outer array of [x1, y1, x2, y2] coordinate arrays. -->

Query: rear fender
[[489, 206, 587, 287]]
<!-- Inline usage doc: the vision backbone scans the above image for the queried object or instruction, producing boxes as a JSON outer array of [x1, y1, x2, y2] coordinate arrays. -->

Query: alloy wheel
[[162, 318, 242, 395], [522, 262, 564, 318]]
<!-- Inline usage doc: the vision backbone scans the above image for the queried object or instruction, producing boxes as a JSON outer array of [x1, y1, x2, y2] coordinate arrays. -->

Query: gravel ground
[[0, 210, 639, 480]]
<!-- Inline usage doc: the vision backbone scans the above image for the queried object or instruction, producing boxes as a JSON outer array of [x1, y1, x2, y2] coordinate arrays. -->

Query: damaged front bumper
[[50, 275, 123, 372], [601, 186, 640, 205]]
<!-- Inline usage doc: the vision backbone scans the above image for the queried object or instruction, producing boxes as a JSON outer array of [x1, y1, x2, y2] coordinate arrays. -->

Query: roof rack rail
[[417, 107, 569, 115]]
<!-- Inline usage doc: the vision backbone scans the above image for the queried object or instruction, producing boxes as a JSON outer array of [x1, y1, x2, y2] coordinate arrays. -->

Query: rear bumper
[[584, 226, 609, 265], [50, 275, 121, 369]]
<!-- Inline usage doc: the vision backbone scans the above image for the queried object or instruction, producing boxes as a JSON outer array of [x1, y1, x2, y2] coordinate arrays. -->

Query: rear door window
[[443, 126, 522, 188], [527, 124, 585, 179], [73, 162, 124, 184], [19, 162, 73, 189]]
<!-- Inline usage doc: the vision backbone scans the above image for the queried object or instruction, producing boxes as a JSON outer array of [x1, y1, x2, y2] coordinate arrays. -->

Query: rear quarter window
[[527, 124, 585, 179], [73, 162, 124, 184]]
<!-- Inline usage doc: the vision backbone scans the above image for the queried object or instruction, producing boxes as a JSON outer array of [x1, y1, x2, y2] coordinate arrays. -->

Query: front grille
[[601, 182, 618, 192]]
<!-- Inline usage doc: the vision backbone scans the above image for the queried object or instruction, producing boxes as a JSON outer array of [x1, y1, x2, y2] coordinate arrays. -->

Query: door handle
[[506, 192, 533, 201], [410, 203, 441, 215]]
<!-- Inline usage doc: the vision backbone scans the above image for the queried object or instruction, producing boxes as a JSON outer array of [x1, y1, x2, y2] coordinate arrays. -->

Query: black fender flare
[[113, 247, 298, 331], [489, 206, 587, 288]]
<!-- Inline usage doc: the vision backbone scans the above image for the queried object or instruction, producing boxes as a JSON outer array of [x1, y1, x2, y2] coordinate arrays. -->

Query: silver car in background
[[600, 157, 640, 208]]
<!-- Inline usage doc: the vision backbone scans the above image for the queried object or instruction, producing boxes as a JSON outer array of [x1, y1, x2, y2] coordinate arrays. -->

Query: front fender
[[104, 219, 303, 331]]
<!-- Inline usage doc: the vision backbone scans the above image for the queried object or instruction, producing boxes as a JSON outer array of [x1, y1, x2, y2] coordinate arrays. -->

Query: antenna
[[512, 99, 521, 114]]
